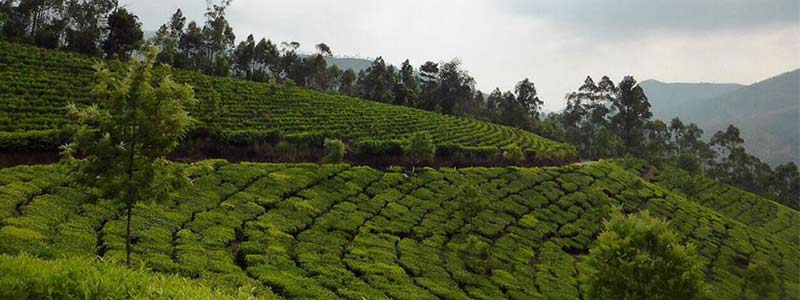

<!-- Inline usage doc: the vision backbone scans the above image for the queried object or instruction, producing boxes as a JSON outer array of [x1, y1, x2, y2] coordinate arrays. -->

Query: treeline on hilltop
[[0, 0, 796, 209], [556, 76, 799, 209]]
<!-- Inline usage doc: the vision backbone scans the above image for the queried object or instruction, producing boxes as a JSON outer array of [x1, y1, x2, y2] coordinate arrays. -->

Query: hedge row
[[0, 41, 577, 164], [0, 161, 796, 299]]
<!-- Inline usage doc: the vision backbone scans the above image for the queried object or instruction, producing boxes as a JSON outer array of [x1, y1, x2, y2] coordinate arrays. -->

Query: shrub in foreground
[[0, 254, 270, 300], [502, 145, 525, 164], [404, 132, 435, 167], [322, 138, 346, 164], [581, 209, 708, 300]]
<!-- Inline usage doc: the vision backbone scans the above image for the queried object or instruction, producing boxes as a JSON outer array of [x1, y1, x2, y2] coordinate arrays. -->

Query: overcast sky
[[123, 0, 799, 111]]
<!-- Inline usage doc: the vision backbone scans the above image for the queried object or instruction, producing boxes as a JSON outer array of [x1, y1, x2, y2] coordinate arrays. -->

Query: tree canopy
[[581, 210, 707, 300], [63, 48, 197, 266]]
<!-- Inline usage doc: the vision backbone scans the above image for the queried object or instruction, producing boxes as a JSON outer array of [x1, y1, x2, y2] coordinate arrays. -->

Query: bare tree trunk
[[125, 144, 135, 266], [125, 113, 137, 267], [126, 199, 132, 266]]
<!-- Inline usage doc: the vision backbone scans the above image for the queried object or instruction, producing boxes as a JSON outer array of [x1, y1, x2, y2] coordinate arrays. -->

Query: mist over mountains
[[641, 69, 800, 166]]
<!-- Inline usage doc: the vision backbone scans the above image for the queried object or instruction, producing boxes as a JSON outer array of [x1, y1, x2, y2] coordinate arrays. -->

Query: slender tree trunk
[[125, 95, 138, 266], [125, 198, 132, 266], [125, 143, 135, 266]]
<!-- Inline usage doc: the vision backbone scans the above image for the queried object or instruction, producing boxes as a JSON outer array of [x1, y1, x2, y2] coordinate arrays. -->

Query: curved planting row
[[0, 161, 797, 299], [0, 42, 576, 164], [615, 159, 799, 245]]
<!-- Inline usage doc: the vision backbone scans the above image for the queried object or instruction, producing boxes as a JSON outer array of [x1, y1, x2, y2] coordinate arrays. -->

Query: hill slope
[[641, 70, 800, 165], [0, 42, 574, 165], [639, 80, 743, 121], [0, 161, 797, 299], [616, 159, 798, 244]]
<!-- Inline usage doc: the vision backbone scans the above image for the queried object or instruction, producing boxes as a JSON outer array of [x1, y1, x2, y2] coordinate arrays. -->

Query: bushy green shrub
[[502, 145, 525, 164], [405, 132, 435, 166], [581, 209, 708, 300], [0, 254, 271, 300], [322, 138, 346, 164], [354, 139, 404, 156]]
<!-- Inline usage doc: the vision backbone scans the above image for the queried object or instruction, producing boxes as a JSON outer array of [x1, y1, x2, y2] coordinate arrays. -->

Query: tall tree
[[179, 21, 204, 71], [563, 76, 615, 159], [304, 53, 329, 90], [315, 42, 331, 56], [393, 59, 418, 107], [514, 78, 543, 120], [710, 124, 744, 161], [253, 38, 279, 81], [610, 76, 652, 156], [669, 117, 685, 154], [150, 9, 185, 67], [62, 0, 115, 56], [499, 90, 527, 129], [338, 69, 357, 96], [279, 41, 302, 83], [0, 7, 6, 37], [63, 48, 197, 266], [772, 162, 800, 209], [233, 34, 255, 79], [644, 119, 671, 162], [3, 0, 69, 46], [202, 0, 235, 75], [485, 88, 503, 122], [357, 57, 395, 103], [102, 8, 143, 61], [418, 61, 439, 110], [399, 59, 416, 90], [435, 59, 475, 114]]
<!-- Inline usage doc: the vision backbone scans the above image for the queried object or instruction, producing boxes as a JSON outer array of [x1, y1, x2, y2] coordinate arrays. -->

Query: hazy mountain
[[640, 80, 744, 121], [143, 31, 375, 73], [322, 56, 373, 73], [642, 69, 800, 166]]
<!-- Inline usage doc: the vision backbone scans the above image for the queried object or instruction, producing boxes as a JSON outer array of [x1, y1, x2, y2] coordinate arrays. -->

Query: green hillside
[[616, 159, 799, 244], [1, 160, 797, 299], [0, 41, 575, 164]]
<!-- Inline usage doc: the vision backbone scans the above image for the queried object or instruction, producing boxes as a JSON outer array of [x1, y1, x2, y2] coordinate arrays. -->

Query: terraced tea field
[[616, 159, 799, 245], [1, 161, 797, 299], [0, 41, 575, 164]]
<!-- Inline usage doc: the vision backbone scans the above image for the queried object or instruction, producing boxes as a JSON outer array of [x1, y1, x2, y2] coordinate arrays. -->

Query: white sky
[[124, 0, 800, 112]]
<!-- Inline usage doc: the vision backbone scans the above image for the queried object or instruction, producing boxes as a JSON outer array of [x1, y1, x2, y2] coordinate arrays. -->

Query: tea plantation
[[0, 41, 575, 163], [616, 159, 799, 245], [0, 160, 797, 299]]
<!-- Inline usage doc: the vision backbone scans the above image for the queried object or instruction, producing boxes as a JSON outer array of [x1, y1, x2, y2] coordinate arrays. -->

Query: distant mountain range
[[641, 69, 800, 166], [298, 54, 373, 73], [143, 30, 376, 73]]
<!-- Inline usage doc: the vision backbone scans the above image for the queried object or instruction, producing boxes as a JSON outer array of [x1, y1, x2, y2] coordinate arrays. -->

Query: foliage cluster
[[0, 253, 265, 300], [581, 210, 707, 300]]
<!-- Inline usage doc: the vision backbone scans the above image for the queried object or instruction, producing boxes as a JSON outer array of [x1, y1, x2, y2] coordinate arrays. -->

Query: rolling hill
[[0, 160, 797, 299], [641, 70, 800, 166], [321, 55, 373, 73], [639, 80, 743, 121], [0, 41, 574, 166]]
